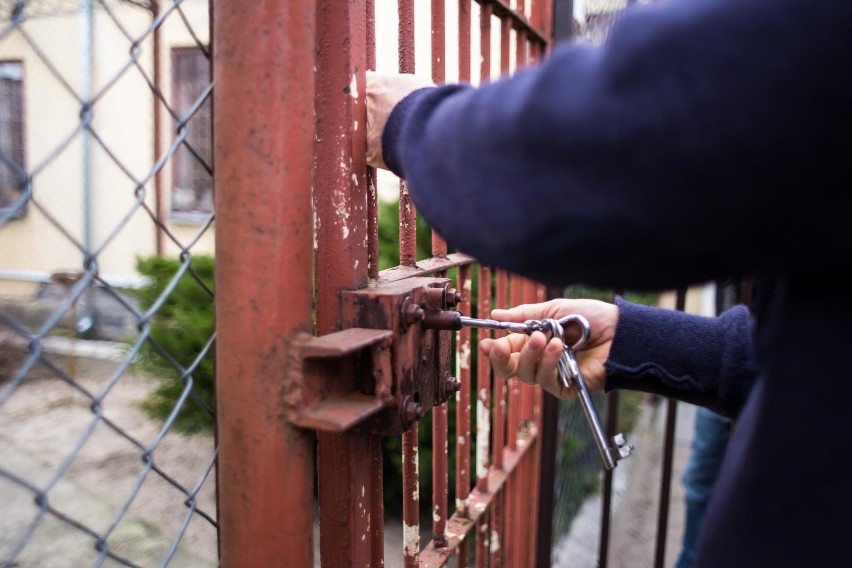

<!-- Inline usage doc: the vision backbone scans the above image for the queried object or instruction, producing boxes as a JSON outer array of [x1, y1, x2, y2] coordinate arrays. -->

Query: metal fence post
[[214, 1, 316, 566]]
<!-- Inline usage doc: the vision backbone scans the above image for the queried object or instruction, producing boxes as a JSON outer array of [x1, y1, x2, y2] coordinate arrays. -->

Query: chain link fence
[[0, 1, 217, 566]]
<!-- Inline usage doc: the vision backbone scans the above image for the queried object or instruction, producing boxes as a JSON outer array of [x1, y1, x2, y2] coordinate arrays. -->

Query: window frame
[[168, 46, 212, 223], [0, 59, 27, 219]]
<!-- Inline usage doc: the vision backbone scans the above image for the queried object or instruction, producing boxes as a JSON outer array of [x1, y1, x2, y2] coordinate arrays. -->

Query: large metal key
[[550, 316, 633, 470]]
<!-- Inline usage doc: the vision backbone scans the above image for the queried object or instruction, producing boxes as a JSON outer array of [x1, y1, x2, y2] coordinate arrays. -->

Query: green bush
[[133, 254, 216, 433]]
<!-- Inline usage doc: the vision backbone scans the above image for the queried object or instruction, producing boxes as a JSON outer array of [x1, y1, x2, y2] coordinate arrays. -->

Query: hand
[[366, 71, 433, 170], [479, 299, 619, 399]]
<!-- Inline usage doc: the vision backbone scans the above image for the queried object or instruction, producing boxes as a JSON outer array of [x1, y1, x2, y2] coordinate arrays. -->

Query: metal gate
[[215, 1, 554, 566]]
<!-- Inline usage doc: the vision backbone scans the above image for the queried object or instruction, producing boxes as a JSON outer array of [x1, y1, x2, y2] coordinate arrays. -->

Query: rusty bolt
[[402, 396, 424, 425], [445, 288, 463, 308], [442, 375, 461, 400], [401, 296, 425, 330]]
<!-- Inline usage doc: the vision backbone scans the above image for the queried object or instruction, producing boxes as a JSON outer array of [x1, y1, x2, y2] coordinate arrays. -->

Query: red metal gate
[[215, 1, 553, 566]]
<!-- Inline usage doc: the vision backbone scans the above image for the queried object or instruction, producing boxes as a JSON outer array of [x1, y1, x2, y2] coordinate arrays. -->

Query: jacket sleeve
[[381, 0, 852, 290], [604, 297, 758, 417]]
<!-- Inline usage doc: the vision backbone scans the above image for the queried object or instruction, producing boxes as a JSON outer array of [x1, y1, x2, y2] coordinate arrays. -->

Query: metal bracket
[[288, 277, 460, 436]]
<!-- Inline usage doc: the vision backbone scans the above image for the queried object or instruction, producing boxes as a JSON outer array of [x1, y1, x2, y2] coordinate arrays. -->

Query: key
[[547, 316, 633, 470]]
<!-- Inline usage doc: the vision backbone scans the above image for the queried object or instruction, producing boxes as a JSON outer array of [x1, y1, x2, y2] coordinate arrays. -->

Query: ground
[[0, 349, 218, 568]]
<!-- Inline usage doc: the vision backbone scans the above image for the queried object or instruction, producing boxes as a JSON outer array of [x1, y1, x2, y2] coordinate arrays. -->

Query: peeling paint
[[348, 72, 359, 99], [403, 522, 420, 557], [459, 341, 471, 370], [464, 278, 472, 292], [361, 485, 365, 498], [455, 497, 466, 514], [433, 505, 441, 523], [490, 529, 501, 553], [457, 435, 465, 446], [353, 120, 359, 131], [476, 398, 490, 479]]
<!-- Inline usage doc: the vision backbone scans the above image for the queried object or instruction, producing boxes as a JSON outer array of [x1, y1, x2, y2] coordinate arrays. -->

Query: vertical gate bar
[[523, 277, 540, 568], [404, 427, 421, 567], [213, 1, 315, 565], [459, 0, 472, 83], [490, 268, 509, 567], [515, 277, 531, 568], [456, 264, 473, 513], [480, 1, 492, 85], [476, 10, 492, 562], [599, 390, 620, 568], [434, 402, 450, 549], [493, 269, 508, 470], [654, 288, 686, 568], [399, 0, 418, 266], [314, 2, 381, 567], [501, 13, 512, 77], [431, 0, 448, 257], [364, 0, 385, 552], [505, 274, 522, 566], [475, 265, 492, 568], [367, 0, 379, 279], [507, 274, 522, 451]]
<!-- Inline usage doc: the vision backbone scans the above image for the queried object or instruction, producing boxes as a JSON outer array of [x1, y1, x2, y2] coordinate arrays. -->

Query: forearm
[[382, 0, 852, 289], [604, 297, 758, 418]]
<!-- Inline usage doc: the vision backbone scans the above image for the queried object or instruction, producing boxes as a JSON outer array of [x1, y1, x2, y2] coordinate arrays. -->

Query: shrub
[[133, 254, 216, 433]]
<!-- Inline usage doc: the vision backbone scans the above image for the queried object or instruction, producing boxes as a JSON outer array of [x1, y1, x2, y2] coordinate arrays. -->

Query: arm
[[380, 0, 852, 289], [482, 297, 758, 418], [605, 298, 757, 417]]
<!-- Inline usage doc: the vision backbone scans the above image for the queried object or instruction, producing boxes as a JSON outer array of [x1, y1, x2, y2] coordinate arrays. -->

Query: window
[[171, 48, 212, 217], [0, 61, 26, 215]]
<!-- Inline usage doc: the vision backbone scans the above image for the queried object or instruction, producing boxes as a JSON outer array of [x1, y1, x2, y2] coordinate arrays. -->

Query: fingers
[[480, 334, 528, 379], [480, 332, 567, 398], [490, 299, 565, 323]]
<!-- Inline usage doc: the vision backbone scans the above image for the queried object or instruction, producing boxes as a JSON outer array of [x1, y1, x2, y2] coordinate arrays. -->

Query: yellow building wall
[[0, 1, 213, 298]]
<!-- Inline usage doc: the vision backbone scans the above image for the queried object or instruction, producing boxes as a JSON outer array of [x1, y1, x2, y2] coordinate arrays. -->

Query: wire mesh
[[0, 1, 217, 566]]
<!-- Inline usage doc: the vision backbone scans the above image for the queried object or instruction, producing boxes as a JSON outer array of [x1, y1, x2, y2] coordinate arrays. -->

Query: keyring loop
[[557, 314, 591, 350]]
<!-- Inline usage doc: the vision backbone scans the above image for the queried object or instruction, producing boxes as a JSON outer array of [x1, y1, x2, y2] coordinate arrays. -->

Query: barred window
[[171, 47, 212, 217], [0, 61, 25, 214]]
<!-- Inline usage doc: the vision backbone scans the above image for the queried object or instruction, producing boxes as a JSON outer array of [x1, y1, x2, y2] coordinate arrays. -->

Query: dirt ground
[[0, 349, 218, 567]]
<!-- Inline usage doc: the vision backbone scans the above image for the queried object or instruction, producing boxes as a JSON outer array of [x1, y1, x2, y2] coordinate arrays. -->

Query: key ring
[[522, 313, 591, 350]]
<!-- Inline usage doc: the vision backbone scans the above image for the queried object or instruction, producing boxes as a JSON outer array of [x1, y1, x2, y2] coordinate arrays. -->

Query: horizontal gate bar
[[419, 432, 539, 566]]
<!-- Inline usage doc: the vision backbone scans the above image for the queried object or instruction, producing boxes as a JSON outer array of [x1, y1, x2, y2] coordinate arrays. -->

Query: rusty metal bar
[[490, 268, 508, 567], [418, 436, 537, 565], [213, 1, 315, 565], [475, 265, 492, 567], [654, 288, 686, 568], [431, 0, 448, 258], [379, 253, 475, 282], [476, 0, 548, 45], [399, 0, 417, 267], [313, 1, 382, 567], [434, 402, 450, 548], [500, 13, 512, 76], [493, 270, 508, 471], [367, 0, 379, 279], [456, 264, 473, 515], [599, 389, 620, 568], [474, 9, 491, 563], [404, 426, 421, 567]]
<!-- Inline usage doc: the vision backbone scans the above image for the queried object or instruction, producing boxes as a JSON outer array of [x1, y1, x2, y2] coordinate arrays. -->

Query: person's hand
[[479, 299, 619, 399], [366, 71, 433, 170]]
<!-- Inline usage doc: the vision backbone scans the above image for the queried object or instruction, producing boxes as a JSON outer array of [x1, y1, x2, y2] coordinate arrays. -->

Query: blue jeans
[[675, 407, 732, 568]]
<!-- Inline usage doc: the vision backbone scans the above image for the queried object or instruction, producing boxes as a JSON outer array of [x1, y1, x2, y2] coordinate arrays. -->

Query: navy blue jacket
[[382, 0, 852, 565]]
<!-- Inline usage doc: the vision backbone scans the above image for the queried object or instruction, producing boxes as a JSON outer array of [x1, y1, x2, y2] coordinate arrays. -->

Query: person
[[674, 280, 738, 568], [364, 0, 852, 565]]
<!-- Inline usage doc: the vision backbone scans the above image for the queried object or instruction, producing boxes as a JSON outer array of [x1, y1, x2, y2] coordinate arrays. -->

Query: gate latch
[[287, 277, 461, 436]]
